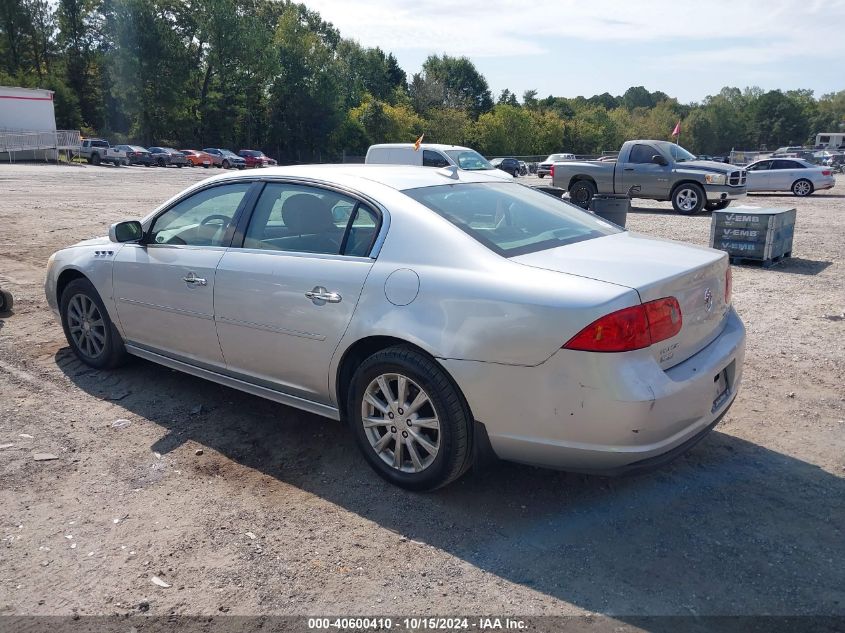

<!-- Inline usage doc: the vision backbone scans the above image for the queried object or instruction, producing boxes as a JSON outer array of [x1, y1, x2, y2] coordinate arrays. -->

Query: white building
[[0, 85, 59, 161]]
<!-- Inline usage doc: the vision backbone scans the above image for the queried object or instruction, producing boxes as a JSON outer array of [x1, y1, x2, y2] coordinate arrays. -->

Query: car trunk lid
[[513, 231, 730, 368]]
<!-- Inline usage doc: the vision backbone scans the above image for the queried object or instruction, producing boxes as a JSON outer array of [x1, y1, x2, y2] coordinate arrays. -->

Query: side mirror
[[652, 154, 668, 166], [109, 220, 143, 243]]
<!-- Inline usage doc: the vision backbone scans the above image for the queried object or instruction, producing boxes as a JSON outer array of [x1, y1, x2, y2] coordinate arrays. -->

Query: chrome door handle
[[305, 286, 342, 304], [183, 273, 207, 286]]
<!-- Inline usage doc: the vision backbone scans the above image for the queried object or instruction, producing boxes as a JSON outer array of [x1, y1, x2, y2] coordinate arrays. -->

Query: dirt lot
[[0, 163, 843, 621]]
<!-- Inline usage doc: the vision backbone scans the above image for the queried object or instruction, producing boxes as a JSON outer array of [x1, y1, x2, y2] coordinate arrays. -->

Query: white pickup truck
[[79, 139, 128, 166]]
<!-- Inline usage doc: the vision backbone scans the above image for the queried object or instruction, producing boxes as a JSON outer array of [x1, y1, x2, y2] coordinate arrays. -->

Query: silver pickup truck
[[551, 140, 747, 214]]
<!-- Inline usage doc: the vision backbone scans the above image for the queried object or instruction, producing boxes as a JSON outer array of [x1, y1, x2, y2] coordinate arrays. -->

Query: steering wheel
[[200, 214, 231, 226]]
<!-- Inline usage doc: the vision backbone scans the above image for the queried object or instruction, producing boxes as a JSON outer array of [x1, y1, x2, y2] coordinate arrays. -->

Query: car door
[[620, 143, 666, 197], [745, 160, 772, 191], [770, 159, 801, 190], [112, 181, 256, 367], [214, 181, 382, 404]]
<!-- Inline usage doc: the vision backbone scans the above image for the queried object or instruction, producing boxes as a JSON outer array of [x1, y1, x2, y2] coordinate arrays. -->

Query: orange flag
[[413, 134, 424, 151]]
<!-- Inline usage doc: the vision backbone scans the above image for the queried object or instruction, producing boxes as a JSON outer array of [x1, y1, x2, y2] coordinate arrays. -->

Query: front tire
[[537, 173, 545, 178], [792, 179, 813, 197], [348, 347, 473, 491], [222, 160, 230, 169], [672, 183, 706, 215], [569, 179, 597, 209], [60, 278, 127, 369]]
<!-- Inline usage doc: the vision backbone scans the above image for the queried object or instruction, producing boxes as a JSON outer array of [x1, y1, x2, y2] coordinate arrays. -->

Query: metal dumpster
[[709, 205, 796, 267]]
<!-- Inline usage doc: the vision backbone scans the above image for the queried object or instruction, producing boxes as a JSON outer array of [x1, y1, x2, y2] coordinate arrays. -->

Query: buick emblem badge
[[704, 287, 714, 312]]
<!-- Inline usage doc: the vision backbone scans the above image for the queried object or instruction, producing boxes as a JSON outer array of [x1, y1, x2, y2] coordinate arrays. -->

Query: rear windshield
[[403, 182, 621, 257], [444, 149, 494, 171]]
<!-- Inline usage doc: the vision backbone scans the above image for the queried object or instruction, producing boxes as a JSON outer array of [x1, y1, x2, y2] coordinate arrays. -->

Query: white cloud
[[305, 0, 845, 63]]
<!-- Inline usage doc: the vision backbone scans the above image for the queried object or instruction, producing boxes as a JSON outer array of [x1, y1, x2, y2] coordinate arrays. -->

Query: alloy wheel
[[361, 373, 441, 473], [67, 293, 106, 359], [676, 187, 699, 212], [793, 180, 812, 196]]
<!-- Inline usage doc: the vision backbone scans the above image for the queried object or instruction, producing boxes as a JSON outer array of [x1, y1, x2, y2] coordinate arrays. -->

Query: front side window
[[404, 182, 620, 257], [748, 161, 770, 171], [243, 183, 379, 256], [629, 144, 658, 164], [149, 183, 251, 247], [423, 150, 450, 168]]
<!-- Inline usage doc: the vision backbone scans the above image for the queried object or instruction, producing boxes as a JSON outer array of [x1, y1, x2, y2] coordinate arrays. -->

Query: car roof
[[369, 143, 473, 152], [187, 163, 509, 192]]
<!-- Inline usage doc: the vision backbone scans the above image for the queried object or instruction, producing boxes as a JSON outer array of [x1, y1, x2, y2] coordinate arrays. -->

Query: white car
[[365, 143, 512, 181], [745, 158, 836, 196], [45, 165, 745, 490]]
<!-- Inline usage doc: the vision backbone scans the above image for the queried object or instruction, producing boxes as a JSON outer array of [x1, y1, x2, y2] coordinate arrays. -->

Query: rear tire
[[348, 346, 473, 491], [537, 173, 545, 178], [792, 179, 813, 197], [91, 153, 101, 166], [671, 183, 706, 215], [60, 278, 127, 369], [569, 179, 597, 209]]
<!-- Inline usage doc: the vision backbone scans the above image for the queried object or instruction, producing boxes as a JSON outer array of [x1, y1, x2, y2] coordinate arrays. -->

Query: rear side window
[[404, 182, 620, 257], [423, 150, 450, 168], [772, 160, 802, 169], [242, 183, 380, 256], [628, 144, 658, 164]]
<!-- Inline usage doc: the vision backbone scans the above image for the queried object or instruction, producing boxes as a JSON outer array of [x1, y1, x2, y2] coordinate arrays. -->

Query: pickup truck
[[551, 140, 747, 214], [79, 139, 128, 166]]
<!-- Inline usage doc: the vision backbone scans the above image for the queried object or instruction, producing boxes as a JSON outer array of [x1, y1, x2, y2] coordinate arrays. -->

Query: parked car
[[114, 145, 153, 167], [79, 139, 127, 166], [148, 147, 189, 168], [490, 157, 521, 177], [238, 149, 277, 168], [202, 148, 246, 169], [45, 164, 745, 490], [365, 143, 512, 180], [537, 153, 576, 178], [181, 149, 213, 168], [551, 140, 748, 214], [744, 158, 836, 196]]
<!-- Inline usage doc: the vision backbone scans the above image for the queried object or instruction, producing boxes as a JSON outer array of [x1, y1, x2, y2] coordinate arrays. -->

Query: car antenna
[[436, 165, 459, 179]]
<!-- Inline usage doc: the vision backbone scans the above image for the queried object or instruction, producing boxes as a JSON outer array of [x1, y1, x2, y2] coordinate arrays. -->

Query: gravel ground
[[0, 163, 843, 620]]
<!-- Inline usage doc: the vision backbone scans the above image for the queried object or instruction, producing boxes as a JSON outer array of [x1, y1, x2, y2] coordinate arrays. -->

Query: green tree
[[418, 54, 493, 118]]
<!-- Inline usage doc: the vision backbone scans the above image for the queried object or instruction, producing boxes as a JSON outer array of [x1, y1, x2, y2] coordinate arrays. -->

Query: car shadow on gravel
[[57, 350, 845, 618], [753, 257, 832, 275]]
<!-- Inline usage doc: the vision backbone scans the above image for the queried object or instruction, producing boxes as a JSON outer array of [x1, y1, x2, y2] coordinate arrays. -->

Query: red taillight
[[563, 297, 682, 353], [822, 170, 832, 176], [725, 266, 732, 305], [550, 164, 555, 178]]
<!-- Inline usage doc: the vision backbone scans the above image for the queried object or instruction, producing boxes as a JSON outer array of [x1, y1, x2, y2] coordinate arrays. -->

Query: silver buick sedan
[[45, 165, 746, 490]]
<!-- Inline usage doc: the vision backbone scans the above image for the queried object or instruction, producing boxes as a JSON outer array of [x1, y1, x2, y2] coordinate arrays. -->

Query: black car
[[148, 147, 189, 167], [114, 145, 154, 166], [490, 157, 521, 177]]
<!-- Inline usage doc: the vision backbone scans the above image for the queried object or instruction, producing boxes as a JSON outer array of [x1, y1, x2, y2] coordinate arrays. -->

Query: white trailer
[[0, 86, 59, 161], [815, 132, 845, 150]]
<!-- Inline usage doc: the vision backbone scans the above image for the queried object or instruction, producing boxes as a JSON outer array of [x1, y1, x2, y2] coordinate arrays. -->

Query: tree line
[[2, 0, 844, 162]]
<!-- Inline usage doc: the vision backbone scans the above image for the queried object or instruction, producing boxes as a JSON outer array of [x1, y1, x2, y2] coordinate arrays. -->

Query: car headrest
[[282, 194, 335, 234]]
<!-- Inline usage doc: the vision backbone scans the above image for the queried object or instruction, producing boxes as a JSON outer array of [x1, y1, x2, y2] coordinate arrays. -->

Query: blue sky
[[306, 0, 845, 103]]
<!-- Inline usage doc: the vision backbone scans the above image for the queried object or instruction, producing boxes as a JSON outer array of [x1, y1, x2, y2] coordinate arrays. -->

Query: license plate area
[[712, 367, 731, 413]]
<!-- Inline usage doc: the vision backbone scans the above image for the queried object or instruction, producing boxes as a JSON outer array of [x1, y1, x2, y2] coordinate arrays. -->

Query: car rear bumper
[[441, 307, 746, 472]]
